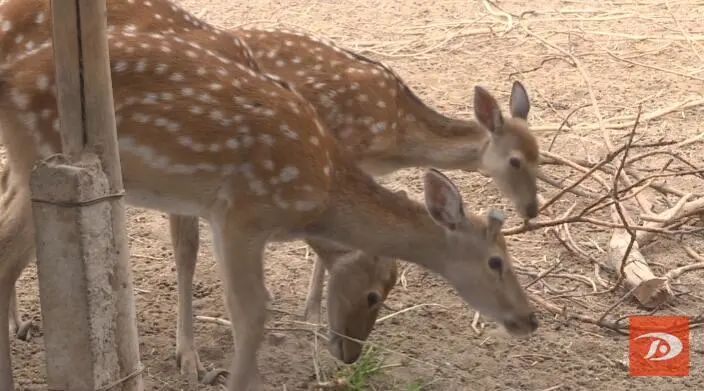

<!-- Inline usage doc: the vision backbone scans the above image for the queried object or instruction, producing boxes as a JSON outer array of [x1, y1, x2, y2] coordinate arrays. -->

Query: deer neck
[[394, 91, 490, 172], [303, 161, 449, 273]]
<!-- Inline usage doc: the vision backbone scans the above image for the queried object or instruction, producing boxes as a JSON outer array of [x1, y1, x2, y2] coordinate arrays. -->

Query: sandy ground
[[6, 0, 704, 390]]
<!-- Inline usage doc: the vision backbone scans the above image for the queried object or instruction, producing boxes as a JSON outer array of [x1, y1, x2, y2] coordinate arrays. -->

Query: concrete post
[[31, 155, 124, 390], [28, 0, 143, 389]]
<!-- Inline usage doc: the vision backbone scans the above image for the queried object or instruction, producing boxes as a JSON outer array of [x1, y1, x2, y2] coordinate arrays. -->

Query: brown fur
[[0, 1, 537, 389]]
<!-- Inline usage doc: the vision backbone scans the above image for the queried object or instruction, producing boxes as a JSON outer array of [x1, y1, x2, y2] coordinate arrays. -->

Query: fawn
[[0, 16, 537, 391]]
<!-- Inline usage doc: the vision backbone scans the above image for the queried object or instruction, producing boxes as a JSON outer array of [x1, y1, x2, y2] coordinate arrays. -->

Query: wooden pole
[[29, 1, 143, 390]]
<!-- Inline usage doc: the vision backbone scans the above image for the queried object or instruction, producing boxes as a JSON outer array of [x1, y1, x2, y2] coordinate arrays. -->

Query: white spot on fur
[[10, 89, 29, 109], [226, 138, 240, 149], [132, 113, 151, 123], [280, 166, 299, 183], [36, 75, 50, 91], [134, 59, 146, 72], [371, 122, 386, 134], [279, 124, 299, 140], [113, 61, 129, 73]]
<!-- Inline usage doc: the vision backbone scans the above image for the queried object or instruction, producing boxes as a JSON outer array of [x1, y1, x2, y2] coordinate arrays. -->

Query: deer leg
[[210, 221, 268, 391], [303, 255, 326, 323], [303, 239, 354, 323], [169, 214, 205, 383], [0, 185, 34, 390], [0, 281, 13, 391], [8, 284, 32, 341]]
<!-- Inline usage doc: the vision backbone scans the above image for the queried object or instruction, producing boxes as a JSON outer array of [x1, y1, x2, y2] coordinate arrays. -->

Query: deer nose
[[528, 312, 539, 332]]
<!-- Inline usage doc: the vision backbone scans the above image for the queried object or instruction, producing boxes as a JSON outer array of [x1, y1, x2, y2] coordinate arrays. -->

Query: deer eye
[[509, 157, 521, 169], [488, 257, 503, 272], [367, 292, 382, 308]]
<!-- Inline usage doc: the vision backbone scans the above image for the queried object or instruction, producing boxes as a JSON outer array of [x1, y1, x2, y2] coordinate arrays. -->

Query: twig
[[538, 385, 564, 391], [376, 303, 448, 324], [609, 107, 640, 285], [504, 214, 693, 236], [530, 294, 627, 334], [537, 171, 598, 198], [540, 150, 611, 190], [547, 103, 591, 151], [524, 257, 563, 289], [531, 98, 704, 132], [310, 379, 347, 390], [471, 311, 483, 335], [482, 0, 513, 33], [596, 286, 639, 326], [197, 315, 231, 326], [539, 138, 633, 213], [522, 27, 610, 150], [667, 246, 704, 280], [666, 262, 704, 280], [683, 245, 704, 262], [604, 47, 704, 82]]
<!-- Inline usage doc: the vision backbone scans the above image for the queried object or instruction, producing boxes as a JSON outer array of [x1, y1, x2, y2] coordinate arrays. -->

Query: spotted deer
[[225, 27, 539, 328], [0, 0, 401, 382], [0, 6, 538, 391], [171, 26, 539, 331], [167, 26, 540, 375]]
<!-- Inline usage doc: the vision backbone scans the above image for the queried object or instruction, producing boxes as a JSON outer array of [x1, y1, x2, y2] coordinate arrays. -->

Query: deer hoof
[[303, 305, 321, 324], [200, 368, 229, 385], [176, 349, 205, 383], [14, 319, 33, 341]]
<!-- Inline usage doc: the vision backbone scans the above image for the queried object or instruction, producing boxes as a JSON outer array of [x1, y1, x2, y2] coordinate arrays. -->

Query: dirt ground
[[6, 0, 704, 390]]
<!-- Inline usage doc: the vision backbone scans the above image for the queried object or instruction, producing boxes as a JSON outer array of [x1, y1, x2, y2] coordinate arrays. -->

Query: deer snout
[[502, 312, 539, 336], [328, 333, 363, 364]]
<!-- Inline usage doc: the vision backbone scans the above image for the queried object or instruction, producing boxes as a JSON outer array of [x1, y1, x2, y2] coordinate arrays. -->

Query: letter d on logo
[[629, 316, 689, 376]]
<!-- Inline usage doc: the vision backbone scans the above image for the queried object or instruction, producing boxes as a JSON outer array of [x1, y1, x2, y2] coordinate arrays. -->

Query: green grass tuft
[[336, 346, 386, 390]]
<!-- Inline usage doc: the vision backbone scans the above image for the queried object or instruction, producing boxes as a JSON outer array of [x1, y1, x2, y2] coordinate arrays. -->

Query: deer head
[[325, 252, 397, 363], [420, 169, 538, 334], [474, 81, 539, 219]]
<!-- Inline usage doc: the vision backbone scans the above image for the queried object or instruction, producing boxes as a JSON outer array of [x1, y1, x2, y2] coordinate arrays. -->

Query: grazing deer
[[231, 27, 538, 322], [0, 15, 538, 391], [0, 0, 402, 382], [166, 25, 539, 378], [0, 0, 540, 385]]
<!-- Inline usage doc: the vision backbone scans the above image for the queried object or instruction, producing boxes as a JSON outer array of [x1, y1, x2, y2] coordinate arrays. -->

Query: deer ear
[[474, 85, 504, 134], [486, 209, 505, 240], [423, 169, 465, 230], [509, 81, 530, 120]]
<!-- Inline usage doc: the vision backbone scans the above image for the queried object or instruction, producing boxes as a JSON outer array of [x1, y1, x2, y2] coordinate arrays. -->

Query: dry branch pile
[[506, 106, 704, 332], [470, 0, 704, 335]]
